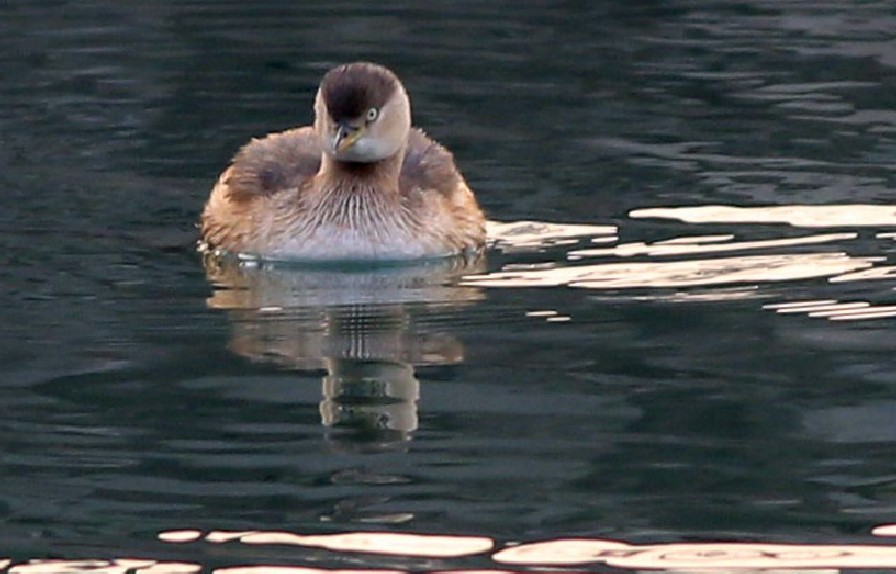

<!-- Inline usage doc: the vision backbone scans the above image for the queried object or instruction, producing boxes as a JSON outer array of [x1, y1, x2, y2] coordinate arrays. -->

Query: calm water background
[[3, 0, 896, 569]]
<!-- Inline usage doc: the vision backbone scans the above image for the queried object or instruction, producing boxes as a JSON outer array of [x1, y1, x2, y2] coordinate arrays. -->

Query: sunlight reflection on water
[[471, 206, 896, 318], [206, 531, 493, 557], [486, 220, 617, 252], [631, 204, 896, 228], [766, 299, 896, 321], [569, 232, 857, 258], [19, 525, 896, 573], [466, 251, 878, 289]]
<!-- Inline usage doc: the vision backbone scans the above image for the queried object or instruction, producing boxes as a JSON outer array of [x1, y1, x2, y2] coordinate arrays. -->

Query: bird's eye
[[366, 107, 379, 122]]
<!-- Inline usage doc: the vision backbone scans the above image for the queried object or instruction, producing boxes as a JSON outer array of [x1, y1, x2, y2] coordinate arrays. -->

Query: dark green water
[[4, 1, 896, 571]]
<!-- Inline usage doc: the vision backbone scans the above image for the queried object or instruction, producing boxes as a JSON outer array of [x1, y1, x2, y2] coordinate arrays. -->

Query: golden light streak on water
[[7, 560, 201, 573], [139, 565, 202, 574], [486, 220, 617, 252], [524, 310, 559, 317], [205, 531, 260, 544], [203, 531, 494, 558], [11, 525, 896, 572], [827, 306, 896, 321], [157, 530, 202, 543], [765, 300, 896, 321], [493, 539, 896, 569], [765, 300, 840, 312], [630, 204, 896, 228], [464, 253, 879, 290], [628, 286, 761, 302], [491, 538, 630, 565], [872, 524, 896, 536], [214, 568, 403, 574], [9, 560, 110, 573], [829, 266, 896, 282], [473, 214, 896, 319], [653, 234, 736, 245], [806, 303, 873, 318], [568, 232, 856, 259]]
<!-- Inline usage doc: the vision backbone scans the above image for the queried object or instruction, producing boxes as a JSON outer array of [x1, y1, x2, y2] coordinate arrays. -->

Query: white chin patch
[[335, 137, 396, 163]]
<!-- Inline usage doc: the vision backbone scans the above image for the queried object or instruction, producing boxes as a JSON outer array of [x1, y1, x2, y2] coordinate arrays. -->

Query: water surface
[[3, 1, 896, 572]]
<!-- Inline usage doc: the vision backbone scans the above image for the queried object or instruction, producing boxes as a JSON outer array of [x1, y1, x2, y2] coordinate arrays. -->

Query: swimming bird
[[201, 62, 486, 260]]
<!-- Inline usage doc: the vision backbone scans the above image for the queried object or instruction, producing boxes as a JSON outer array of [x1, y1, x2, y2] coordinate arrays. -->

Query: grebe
[[200, 62, 486, 260]]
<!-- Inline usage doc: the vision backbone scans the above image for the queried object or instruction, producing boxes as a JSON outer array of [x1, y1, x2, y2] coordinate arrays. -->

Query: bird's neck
[[318, 149, 404, 194]]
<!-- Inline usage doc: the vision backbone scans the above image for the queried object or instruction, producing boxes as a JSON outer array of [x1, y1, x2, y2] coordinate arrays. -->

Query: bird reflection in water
[[202, 253, 484, 449]]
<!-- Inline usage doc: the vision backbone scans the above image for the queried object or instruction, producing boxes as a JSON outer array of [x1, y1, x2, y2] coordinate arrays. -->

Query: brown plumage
[[200, 62, 486, 260]]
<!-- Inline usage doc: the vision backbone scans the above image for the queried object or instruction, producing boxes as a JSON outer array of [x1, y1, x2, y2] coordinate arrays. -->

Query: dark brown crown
[[319, 62, 401, 122]]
